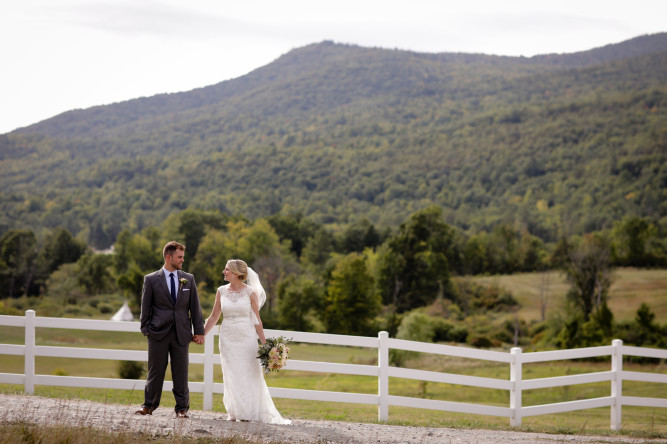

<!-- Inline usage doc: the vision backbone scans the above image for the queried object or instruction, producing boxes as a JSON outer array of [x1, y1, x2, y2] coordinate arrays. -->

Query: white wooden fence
[[0, 310, 665, 429]]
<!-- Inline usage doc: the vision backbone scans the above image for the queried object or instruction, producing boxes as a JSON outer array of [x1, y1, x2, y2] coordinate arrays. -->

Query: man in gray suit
[[135, 241, 205, 418]]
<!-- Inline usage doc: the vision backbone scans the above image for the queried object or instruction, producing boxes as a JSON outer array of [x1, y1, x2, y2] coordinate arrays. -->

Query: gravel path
[[1, 394, 662, 443]]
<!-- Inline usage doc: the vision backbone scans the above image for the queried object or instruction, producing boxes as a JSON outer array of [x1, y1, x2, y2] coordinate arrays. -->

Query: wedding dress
[[218, 284, 290, 424]]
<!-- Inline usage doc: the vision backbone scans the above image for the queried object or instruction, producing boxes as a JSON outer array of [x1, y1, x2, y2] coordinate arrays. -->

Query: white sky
[[1, 0, 665, 134]]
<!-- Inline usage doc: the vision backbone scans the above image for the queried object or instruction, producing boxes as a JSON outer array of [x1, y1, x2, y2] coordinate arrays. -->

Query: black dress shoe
[[176, 410, 189, 418], [135, 407, 152, 415]]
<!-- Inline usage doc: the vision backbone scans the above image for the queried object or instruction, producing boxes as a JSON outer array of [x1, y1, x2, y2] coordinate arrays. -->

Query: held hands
[[192, 334, 205, 345]]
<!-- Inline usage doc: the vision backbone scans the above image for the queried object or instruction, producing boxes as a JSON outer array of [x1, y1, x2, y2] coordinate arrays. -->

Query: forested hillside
[[1, 34, 666, 248]]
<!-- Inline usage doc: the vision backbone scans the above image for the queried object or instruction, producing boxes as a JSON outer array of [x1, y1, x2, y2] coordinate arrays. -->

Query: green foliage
[[112, 228, 164, 305], [2, 38, 667, 252], [40, 227, 87, 274], [455, 280, 519, 315], [390, 311, 438, 365], [277, 275, 323, 331], [472, 225, 549, 274], [0, 227, 85, 298], [190, 217, 295, 309], [1, 203, 664, 357], [555, 303, 616, 349], [617, 303, 667, 349], [549, 234, 620, 348], [377, 206, 455, 312], [396, 311, 440, 343], [77, 253, 115, 295], [113, 229, 162, 275], [116, 264, 145, 307], [301, 226, 335, 267], [45, 263, 82, 303], [335, 218, 387, 254], [393, 310, 467, 348], [0, 229, 39, 297], [268, 211, 321, 258], [98, 302, 113, 314], [611, 216, 667, 267], [178, 209, 227, 260], [323, 252, 381, 335], [190, 228, 229, 290], [117, 361, 145, 379], [562, 234, 613, 320]]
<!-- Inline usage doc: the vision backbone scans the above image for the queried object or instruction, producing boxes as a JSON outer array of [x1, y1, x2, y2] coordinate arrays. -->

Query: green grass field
[[0, 325, 665, 438], [1, 268, 665, 438], [467, 267, 667, 323]]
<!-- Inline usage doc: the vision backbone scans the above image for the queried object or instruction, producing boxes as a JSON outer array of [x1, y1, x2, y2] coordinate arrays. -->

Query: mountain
[[1, 33, 666, 247]]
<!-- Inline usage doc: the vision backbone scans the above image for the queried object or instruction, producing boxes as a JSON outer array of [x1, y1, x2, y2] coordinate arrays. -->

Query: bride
[[203, 259, 291, 424]]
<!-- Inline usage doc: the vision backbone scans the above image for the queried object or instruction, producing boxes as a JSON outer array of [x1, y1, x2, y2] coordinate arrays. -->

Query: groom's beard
[[170, 260, 182, 270]]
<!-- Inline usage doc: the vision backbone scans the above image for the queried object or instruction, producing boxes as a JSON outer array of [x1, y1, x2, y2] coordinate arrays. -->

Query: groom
[[136, 241, 205, 418]]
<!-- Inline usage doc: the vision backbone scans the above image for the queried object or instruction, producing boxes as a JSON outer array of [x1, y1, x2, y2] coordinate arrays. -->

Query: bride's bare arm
[[250, 291, 266, 344], [204, 289, 222, 336]]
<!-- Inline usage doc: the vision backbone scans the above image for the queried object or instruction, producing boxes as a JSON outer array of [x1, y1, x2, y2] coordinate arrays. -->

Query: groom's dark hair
[[163, 241, 185, 259]]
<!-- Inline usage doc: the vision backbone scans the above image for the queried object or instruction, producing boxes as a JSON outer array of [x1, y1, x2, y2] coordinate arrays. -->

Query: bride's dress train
[[218, 284, 290, 424]]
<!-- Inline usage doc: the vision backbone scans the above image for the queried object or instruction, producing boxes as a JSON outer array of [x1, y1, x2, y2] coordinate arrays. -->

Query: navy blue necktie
[[169, 273, 177, 305]]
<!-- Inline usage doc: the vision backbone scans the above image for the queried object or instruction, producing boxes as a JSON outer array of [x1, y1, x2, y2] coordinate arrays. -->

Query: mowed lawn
[[1, 268, 666, 437]]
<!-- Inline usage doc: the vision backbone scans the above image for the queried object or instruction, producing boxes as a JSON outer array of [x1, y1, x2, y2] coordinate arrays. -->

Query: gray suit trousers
[[143, 327, 190, 412]]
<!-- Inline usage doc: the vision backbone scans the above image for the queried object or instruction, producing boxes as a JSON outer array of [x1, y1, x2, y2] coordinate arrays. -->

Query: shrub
[[390, 312, 437, 366], [396, 312, 438, 343], [449, 326, 469, 343], [0, 300, 22, 316], [456, 280, 519, 314], [98, 302, 113, 314], [432, 319, 468, 343], [64, 305, 82, 315], [390, 311, 471, 364], [469, 335, 494, 348], [118, 361, 144, 379]]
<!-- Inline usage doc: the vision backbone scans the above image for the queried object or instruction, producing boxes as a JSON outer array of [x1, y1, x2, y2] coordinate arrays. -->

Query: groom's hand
[[193, 334, 205, 345]]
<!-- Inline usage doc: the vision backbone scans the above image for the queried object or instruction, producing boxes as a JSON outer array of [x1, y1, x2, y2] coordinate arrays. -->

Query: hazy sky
[[1, 0, 665, 134]]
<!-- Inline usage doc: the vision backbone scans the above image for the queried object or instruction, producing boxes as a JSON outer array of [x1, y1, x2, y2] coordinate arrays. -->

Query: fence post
[[510, 347, 522, 427], [611, 339, 623, 431], [378, 331, 389, 421], [203, 327, 215, 410], [24, 310, 36, 394]]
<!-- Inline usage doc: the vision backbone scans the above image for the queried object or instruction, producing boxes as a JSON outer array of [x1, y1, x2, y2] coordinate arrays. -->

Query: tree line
[[1, 207, 664, 353]]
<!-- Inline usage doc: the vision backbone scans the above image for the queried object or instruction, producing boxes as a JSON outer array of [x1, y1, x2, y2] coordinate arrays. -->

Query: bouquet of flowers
[[257, 336, 291, 374]]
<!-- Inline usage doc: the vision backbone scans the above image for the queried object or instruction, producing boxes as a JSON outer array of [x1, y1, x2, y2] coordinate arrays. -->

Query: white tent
[[111, 301, 134, 321]]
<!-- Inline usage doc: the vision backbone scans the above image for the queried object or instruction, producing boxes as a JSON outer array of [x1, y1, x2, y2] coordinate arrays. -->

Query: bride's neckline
[[227, 284, 247, 292]]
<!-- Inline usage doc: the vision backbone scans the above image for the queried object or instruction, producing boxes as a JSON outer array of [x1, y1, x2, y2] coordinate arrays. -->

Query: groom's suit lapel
[[156, 269, 174, 306], [175, 271, 184, 307]]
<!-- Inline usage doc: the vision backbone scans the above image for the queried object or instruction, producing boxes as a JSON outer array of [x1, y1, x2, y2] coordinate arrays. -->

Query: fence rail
[[0, 310, 665, 429]]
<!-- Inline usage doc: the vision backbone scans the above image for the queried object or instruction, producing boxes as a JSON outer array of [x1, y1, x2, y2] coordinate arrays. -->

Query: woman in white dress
[[203, 259, 290, 424]]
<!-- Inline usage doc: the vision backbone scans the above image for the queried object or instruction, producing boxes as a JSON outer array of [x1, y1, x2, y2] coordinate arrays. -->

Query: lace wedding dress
[[218, 284, 290, 424]]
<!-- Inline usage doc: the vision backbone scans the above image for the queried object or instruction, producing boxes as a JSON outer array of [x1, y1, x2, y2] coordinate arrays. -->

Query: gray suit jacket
[[139, 269, 205, 346]]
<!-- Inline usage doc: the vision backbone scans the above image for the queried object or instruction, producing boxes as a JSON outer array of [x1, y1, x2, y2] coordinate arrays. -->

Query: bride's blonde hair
[[226, 259, 248, 281]]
